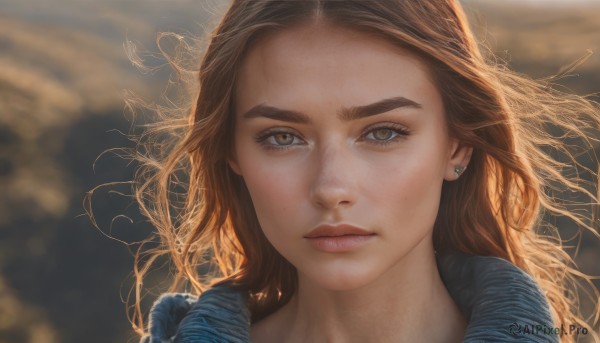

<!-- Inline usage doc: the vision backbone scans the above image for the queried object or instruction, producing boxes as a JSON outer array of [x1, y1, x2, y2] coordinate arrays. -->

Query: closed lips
[[304, 225, 374, 238]]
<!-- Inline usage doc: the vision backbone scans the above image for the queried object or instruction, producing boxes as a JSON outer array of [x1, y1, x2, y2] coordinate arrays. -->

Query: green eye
[[273, 133, 295, 145], [372, 129, 395, 141], [361, 124, 410, 146], [366, 128, 399, 141], [256, 129, 306, 151]]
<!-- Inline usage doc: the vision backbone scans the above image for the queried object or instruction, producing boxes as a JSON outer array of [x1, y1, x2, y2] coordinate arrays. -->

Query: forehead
[[235, 21, 439, 116]]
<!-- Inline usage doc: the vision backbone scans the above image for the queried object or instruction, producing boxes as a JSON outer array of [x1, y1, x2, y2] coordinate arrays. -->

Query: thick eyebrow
[[242, 105, 309, 123], [339, 96, 422, 121], [241, 96, 421, 123]]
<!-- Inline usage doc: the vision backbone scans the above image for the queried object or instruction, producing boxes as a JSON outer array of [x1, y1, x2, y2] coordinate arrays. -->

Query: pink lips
[[304, 224, 375, 253]]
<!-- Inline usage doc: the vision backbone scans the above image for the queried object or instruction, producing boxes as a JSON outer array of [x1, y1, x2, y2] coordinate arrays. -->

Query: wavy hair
[[120, 1, 600, 341]]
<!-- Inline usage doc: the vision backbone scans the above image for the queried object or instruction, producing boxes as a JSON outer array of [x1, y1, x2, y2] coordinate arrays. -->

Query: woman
[[131, 1, 600, 342]]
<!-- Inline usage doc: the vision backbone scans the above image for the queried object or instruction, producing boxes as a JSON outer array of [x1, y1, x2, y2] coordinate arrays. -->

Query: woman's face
[[231, 22, 470, 291]]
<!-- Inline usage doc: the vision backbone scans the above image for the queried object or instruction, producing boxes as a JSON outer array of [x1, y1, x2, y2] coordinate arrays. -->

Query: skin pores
[[231, 22, 471, 293]]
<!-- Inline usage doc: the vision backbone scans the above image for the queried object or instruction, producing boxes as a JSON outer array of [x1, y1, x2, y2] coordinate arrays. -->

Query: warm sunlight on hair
[[93, 1, 600, 342]]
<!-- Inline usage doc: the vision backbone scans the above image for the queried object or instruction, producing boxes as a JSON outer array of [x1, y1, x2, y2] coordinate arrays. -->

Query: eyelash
[[254, 123, 411, 151], [254, 128, 306, 151], [359, 123, 411, 146]]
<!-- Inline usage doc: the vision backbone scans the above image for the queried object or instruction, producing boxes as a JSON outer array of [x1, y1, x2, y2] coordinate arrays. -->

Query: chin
[[301, 262, 382, 292]]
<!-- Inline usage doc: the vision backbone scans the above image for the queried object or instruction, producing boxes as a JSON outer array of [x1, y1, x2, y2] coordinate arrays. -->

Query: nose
[[309, 144, 358, 210]]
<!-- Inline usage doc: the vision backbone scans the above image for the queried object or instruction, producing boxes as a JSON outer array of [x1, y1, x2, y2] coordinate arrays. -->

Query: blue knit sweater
[[140, 253, 558, 342]]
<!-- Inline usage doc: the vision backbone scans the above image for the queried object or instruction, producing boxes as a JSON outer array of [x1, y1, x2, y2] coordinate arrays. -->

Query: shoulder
[[142, 255, 558, 343], [141, 282, 251, 343], [438, 253, 558, 343]]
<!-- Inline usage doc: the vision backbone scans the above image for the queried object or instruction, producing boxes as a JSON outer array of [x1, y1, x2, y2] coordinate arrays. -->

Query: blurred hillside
[[0, 1, 599, 342], [465, 0, 600, 93]]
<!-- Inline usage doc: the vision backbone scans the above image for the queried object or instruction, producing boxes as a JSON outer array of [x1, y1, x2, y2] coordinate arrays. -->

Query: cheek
[[247, 172, 297, 212], [236, 154, 306, 232], [364, 142, 447, 228], [376, 160, 441, 208]]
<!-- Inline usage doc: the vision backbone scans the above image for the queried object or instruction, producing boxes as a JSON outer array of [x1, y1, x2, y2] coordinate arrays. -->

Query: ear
[[444, 139, 473, 181], [228, 149, 242, 176]]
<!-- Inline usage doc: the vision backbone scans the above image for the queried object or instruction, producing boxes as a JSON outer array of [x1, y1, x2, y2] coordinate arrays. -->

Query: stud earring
[[454, 166, 466, 177]]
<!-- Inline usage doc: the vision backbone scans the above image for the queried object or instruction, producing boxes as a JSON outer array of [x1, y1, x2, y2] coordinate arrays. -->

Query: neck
[[253, 237, 467, 343]]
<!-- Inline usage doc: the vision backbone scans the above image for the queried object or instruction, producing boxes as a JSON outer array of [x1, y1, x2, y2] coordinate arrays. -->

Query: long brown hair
[[123, 1, 600, 341]]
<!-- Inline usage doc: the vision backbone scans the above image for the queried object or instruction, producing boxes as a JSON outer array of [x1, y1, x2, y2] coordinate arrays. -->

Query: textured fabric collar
[[141, 253, 558, 343]]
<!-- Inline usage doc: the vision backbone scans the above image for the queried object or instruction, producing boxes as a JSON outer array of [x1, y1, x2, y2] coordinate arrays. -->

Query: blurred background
[[0, 0, 599, 342]]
